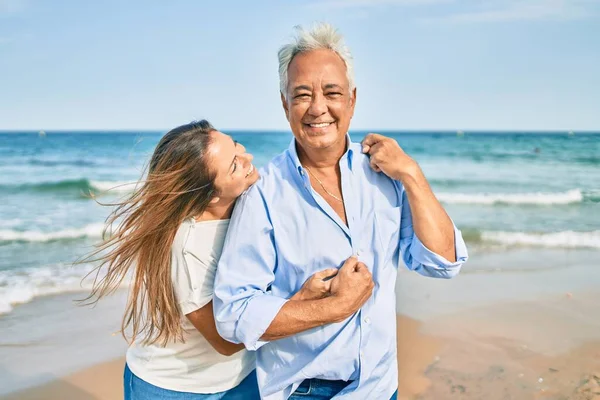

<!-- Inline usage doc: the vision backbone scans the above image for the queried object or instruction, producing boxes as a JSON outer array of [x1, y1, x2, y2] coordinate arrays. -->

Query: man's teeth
[[245, 165, 254, 177], [309, 122, 332, 128]]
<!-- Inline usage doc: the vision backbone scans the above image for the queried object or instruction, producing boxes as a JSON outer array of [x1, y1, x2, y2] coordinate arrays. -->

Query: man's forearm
[[260, 297, 345, 341], [401, 167, 456, 262]]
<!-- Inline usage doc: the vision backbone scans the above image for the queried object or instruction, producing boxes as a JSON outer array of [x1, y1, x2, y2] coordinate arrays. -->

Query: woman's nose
[[240, 152, 253, 163]]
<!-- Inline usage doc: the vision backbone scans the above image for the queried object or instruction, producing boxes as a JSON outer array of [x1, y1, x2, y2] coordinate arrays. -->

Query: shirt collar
[[288, 133, 355, 176]]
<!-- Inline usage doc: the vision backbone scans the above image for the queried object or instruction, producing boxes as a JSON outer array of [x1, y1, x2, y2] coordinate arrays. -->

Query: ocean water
[[0, 130, 599, 316]]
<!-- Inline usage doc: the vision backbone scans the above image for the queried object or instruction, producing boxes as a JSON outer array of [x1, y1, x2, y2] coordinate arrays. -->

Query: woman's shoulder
[[171, 218, 195, 256], [172, 218, 230, 266], [169, 218, 229, 301]]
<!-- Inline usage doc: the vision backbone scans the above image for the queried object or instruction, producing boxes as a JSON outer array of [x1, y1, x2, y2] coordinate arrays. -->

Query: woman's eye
[[232, 159, 238, 173]]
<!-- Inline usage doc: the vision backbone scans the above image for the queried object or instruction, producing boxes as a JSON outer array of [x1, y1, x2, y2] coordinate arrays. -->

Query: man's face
[[281, 49, 356, 152]]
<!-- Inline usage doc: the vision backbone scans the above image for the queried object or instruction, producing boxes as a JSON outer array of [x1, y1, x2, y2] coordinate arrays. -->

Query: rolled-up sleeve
[[213, 185, 288, 351], [397, 183, 468, 279]]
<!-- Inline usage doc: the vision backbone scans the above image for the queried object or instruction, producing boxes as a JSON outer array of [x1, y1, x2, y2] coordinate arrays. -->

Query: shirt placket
[[339, 157, 373, 387]]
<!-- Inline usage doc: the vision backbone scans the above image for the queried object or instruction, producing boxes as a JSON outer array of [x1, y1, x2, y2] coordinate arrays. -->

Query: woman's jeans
[[288, 378, 398, 400], [124, 363, 260, 400]]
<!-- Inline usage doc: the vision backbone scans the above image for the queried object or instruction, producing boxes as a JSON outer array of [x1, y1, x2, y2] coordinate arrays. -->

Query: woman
[[82, 120, 335, 399]]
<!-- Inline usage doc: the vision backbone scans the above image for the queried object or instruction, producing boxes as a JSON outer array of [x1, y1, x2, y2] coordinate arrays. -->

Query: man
[[213, 23, 468, 400]]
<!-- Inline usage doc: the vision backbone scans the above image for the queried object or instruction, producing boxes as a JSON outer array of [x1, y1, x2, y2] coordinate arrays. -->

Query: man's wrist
[[289, 291, 307, 301], [323, 295, 352, 323], [394, 160, 423, 185]]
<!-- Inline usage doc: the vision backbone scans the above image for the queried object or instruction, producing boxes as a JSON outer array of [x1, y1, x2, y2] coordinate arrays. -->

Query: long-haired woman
[[82, 120, 333, 399]]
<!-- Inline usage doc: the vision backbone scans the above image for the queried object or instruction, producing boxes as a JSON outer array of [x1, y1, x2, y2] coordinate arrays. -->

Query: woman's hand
[[291, 268, 339, 301]]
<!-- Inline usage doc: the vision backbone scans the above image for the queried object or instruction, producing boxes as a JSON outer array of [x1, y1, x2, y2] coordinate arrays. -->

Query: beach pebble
[[434, 356, 440, 362], [518, 373, 524, 378], [538, 378, 544, 383], [565, 292, 573, 298]]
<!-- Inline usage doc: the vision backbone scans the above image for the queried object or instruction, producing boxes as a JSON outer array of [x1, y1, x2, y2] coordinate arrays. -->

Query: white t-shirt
[[126, 218, 255, 393]]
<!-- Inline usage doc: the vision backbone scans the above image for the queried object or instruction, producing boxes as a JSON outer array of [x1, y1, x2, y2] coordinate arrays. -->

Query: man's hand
[[291, 268, 338, 301], [361, 133, 419, 182], [259, 259, 372, 341], [329, 256, 374, 322]]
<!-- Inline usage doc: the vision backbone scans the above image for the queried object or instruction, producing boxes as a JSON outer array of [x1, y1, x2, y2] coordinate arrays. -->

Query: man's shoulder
[[349, 142, 402, 191], [254, 150, 292, 190], [237, 150, 291, 203]]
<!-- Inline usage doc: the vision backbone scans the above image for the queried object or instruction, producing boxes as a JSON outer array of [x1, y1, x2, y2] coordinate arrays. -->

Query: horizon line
[[1, 129, 598, 134]]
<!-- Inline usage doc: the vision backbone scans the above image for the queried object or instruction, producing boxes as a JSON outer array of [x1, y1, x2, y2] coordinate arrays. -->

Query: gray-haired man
[[214, 23, 468, 399]]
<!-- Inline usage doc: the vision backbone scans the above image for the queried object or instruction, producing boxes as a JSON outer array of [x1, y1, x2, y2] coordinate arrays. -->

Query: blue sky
[[1, 0, 599, 131]]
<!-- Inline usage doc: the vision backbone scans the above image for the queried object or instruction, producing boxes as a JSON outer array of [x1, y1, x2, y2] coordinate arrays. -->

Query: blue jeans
[[124, 363, 260, 399], [288, 378, 398, 400]]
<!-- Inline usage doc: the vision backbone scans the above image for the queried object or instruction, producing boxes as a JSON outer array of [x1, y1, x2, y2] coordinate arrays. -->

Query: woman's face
[[207, 131, 259, 202]]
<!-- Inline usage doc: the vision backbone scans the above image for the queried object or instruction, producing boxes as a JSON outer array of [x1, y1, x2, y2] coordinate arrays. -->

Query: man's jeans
[[288, 378, 398, 400]]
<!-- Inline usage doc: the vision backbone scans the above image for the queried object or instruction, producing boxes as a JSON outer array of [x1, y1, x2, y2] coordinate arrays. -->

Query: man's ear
[[280, 92, 290, 121], [350, 87, 357, 110]]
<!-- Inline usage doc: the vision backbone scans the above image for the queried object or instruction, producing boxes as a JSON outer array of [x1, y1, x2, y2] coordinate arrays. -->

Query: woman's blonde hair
[[80, 120, 218, 346]]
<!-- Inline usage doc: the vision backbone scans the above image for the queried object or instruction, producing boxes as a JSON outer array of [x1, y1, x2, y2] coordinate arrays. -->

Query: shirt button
[[364, 317, 371, 324], [360, 351, 364, 358]]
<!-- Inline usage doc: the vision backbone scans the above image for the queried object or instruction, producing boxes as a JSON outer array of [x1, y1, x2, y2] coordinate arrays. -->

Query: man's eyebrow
[[324, 84, 343, 90], [292, 85, 312, 93]]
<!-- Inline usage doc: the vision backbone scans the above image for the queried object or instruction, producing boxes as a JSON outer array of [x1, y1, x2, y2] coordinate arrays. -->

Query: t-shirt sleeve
[[171, 238, 216, 315]]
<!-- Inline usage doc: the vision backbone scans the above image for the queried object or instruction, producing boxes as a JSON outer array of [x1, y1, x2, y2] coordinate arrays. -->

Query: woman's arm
[[187, 267, 339, 356], [186, 301, 244, 356]]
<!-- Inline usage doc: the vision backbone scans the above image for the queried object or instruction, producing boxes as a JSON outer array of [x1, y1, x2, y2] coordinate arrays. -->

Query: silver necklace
[[304, 167, 343, 203]]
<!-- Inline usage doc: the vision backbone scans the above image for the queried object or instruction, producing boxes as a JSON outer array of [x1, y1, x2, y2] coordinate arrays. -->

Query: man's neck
[[296, 138, 348, 170]]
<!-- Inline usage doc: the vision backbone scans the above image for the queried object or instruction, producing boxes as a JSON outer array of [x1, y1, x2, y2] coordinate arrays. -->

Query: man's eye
[[295, 94, 310, 99], [232, 159, 238, 173], [327, 92, 342, 97]]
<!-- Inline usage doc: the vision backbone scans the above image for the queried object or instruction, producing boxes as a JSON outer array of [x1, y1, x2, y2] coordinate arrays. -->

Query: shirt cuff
[[236, 293, 289, 351], [408, 224, 468, 278]]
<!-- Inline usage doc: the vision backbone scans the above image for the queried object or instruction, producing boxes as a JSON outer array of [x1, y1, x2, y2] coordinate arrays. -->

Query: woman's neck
[[196, 200, 235, 222]]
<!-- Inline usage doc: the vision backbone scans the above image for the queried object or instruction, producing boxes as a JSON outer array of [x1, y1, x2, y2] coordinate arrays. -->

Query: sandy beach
[[3, 311, 600, 400], [2, 251, 600, 400]]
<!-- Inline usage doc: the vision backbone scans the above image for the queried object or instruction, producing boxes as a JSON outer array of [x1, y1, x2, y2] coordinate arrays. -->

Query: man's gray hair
[[278, 22, 355, 98]]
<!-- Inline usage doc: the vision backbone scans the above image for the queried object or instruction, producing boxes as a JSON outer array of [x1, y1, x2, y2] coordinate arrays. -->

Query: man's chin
[[298, 130, 343, 150]]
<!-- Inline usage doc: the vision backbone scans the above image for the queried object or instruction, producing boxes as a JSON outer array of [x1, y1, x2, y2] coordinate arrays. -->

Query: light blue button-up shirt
[[213, 136, 468, 400]]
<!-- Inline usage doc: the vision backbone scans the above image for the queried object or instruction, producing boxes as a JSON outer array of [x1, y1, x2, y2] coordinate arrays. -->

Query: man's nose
[[307, 93, 327, 116]]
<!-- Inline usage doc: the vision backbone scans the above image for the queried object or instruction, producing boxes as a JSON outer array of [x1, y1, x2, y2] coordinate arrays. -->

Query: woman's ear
[[209, 196, 220, 204]]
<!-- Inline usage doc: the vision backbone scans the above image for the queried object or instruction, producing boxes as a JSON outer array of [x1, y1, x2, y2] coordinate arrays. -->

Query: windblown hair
[[278, 22, 355, 98], [80, 120, 218, 346]]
